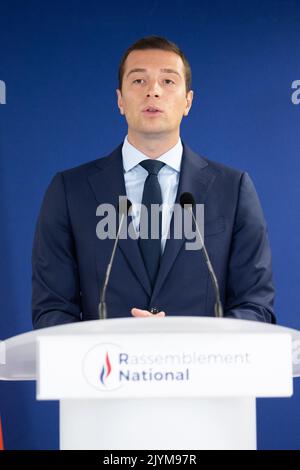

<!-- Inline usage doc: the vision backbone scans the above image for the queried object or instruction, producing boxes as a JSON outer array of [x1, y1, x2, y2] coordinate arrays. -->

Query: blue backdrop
[[0, 0, 299, 450]]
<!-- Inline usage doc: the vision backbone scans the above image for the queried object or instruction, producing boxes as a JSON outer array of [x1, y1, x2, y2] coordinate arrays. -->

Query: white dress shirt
[[122, 135, 183, 252]]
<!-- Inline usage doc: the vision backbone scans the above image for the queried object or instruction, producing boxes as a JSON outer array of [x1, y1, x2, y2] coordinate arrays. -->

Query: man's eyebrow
[[126, 68, 181, 78], [160, 68, 181, 77]]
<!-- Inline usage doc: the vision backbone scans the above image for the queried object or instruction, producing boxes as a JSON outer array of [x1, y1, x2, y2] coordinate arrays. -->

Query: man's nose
[[146, 80, 161, 97]]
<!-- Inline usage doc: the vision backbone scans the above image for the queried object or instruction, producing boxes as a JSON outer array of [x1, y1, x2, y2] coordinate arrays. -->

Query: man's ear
[[116, 89, 125, 115], [183, 90, 194, 117]]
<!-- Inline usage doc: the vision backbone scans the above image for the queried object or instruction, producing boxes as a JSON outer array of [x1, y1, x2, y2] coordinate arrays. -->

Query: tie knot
[[139, 159, 165, 176]]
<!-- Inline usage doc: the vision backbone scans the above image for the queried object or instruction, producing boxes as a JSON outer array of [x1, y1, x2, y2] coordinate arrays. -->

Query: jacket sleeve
[[32, 172, 82, 329], [224, 172, 276, 323]]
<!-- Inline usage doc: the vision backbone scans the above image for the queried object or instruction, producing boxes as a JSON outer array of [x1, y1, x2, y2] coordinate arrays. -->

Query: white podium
[[0, 317, 299, 450]]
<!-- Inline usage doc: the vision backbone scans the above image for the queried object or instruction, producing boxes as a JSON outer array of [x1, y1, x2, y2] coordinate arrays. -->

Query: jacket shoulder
[[200, 155, 245, 180], [183, 142, 245, 180], [61, 145, 122, 178]]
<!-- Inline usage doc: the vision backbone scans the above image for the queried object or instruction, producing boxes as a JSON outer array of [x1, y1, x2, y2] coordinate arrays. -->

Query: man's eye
[[132, 79, 175, 85]]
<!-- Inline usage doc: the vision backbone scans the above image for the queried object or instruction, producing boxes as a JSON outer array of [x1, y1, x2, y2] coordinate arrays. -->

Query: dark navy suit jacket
[[32, 142, 276, 329]]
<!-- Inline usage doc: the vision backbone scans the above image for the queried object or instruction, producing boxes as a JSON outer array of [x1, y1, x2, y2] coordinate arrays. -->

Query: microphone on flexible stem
[[98, 197, 132, 320], [180, 192, 223, 318]]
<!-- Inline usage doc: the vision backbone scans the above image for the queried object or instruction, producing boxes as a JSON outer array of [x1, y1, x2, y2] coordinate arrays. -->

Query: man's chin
[[137, 126, 171, 138]]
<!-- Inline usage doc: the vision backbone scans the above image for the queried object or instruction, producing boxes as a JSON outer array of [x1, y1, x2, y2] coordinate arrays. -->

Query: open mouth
[[143, 107, 163, 115]]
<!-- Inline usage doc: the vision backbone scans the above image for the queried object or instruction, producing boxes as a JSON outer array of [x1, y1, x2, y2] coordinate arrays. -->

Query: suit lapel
[[88, 145, 152, 297], [151, 143, 216, 300]]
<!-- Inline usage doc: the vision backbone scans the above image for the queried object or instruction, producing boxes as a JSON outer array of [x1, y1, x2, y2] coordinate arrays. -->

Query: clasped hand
[[131, 308, 165, 318]]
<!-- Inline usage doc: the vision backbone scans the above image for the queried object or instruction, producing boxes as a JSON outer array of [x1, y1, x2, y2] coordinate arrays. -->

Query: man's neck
[[127, 131, 180, 159]]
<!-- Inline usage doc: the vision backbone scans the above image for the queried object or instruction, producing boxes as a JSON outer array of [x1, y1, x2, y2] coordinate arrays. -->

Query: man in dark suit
[[32, 36, 275, 329]]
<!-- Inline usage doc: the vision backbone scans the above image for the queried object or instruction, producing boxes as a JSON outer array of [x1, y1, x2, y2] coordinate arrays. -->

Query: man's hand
[[131, 308, 166, 318]]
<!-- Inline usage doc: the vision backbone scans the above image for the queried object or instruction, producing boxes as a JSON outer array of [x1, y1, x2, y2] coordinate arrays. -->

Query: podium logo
[[82, 343, 123, 392], [100, 352, 112, 385]]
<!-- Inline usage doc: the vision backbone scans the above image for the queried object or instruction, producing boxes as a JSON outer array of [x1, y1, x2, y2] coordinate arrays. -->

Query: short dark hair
[[118, 35, 192, 94]]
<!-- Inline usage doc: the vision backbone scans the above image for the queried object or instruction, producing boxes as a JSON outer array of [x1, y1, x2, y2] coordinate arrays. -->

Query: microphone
[[180, 192, 223, 318], [98, 197, 132, 320]]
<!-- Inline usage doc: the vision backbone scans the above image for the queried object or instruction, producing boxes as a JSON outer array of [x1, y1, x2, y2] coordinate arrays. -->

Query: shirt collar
[[122, 135, 183, 173]]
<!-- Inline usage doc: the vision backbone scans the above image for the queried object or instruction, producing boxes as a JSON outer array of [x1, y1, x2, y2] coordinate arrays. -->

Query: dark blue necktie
[[139, 159, 165, 287]]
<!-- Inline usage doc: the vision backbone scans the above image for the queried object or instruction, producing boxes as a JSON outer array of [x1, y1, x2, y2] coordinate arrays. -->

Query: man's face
[[116, 49, 193, 138]]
